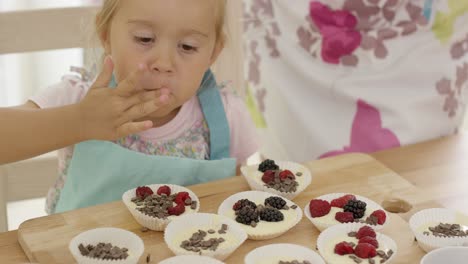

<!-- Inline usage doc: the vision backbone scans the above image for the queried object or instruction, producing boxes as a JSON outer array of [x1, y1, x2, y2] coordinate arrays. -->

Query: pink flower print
[[436, 78, 458, 118], [309, 1, 362, 64], [319, 99, 400, 158]]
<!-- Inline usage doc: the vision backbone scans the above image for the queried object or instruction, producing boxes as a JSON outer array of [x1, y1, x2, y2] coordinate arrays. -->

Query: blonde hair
[[95, 0, 226, 48]]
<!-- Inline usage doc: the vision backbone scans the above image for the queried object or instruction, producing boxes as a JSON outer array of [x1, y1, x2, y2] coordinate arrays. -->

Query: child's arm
[[0, 58, 168, 165]]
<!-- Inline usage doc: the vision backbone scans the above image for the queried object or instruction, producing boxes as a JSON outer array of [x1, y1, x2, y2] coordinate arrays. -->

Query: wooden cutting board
[[18, 153, 439, 263]]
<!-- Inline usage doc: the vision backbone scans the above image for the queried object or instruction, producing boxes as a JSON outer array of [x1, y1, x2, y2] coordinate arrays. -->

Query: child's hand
[[78, 56, 168, 140]]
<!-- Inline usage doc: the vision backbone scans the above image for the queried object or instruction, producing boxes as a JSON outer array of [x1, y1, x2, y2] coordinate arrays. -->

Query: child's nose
[[150, 44, 174, 74]]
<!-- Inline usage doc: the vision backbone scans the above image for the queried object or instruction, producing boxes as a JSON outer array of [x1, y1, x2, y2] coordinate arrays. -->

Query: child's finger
[[122, 88, 170, 110], [114, 64, 146, 97], [116, 120, 153, 137], [91, 56, 114, 89], [120, 96, 169, 123]]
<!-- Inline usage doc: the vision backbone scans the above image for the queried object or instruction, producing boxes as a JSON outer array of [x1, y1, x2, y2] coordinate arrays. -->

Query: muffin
[[122, 184, 200, 231], [164, 213, 247, 260], [218, 191, 302, 240], [158, 255, 225, 264], [305, 193, 388, 231], [244, 243, 325, 264], [317, 224, 397, 264], [241, 159, 312, 200], [69, 227, 144, 264], [409, 208, 468, 252]]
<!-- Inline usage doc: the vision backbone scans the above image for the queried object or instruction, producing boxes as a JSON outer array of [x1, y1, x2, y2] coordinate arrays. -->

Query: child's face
[[102, 0, 223, 119]]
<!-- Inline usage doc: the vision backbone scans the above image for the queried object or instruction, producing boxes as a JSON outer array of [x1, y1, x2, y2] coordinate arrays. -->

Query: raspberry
[[264, 196, 287, 209], [233, 199, 257, 211], [334, 241, 354, 255], [309, 199, 331, 218], [136, 186, 153, 199], [356, 226, 377, 239], [261, 170, 275, 184], [335, 212, 354, 223], [331, 194, 356, 208], [370, 210, 387, 225], [359, 236, 379, 248], [279, 170, 295, 181], [258, 159, 279, 172], [167, 203, 185, 216], [354, 243, 377, 258], [174, 192, 190, 205], [156, 185, 171, 196]]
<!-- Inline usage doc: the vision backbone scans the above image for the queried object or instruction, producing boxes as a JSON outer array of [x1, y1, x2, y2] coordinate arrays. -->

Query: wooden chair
[[0, 2, 244, 232]]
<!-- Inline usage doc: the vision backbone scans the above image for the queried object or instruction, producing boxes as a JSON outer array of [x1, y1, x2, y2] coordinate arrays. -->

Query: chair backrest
[[0, 6, 99, 55]]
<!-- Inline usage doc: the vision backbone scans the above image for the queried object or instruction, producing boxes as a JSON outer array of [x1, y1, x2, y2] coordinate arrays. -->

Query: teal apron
[[55, 70, 236, 213]]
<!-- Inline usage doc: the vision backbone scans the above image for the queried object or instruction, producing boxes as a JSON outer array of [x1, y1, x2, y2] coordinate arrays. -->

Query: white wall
[[0, 0, 87, 107]]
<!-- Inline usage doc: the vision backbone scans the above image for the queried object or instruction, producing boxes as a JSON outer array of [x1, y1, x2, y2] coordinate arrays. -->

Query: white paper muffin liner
[[244, 243, 325, 264], [409, 208, 468, 252], [164, 213, 247, 261], [317, 223, 397, 264], [158, 255, 225, 264], [304, 193, 389, 231], [69, 227, 144, 264], [122, 184, 200, 231], [217, 190, 303, 240], [241, 161, 312, 200], [420, 246, 468, 264]]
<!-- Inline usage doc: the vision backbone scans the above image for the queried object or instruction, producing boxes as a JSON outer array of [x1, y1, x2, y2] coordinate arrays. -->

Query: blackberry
[[264, 196, 287, 209], [235, 206, 259, 225], [258, 159, 279, 172], [259, 208, 284, 222], [232, 199, 257, 211], [343, 199, 367, 219]]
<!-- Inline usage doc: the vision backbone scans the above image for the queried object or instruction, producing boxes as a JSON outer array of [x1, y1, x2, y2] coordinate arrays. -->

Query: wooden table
[[1, 134, 467, 263]]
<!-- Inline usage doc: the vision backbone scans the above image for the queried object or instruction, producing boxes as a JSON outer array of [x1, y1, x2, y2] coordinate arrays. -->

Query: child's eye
[[134, 36, 155, 45], [180, 44, 198, 53]]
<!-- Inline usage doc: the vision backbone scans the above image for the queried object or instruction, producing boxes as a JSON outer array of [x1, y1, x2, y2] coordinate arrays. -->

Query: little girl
[[22, 0, 259, 213]]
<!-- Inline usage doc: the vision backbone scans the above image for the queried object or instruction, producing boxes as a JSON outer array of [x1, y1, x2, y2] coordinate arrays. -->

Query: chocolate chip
[[146, 253, 151, 263], [141, 227, 149, 232], [296, 172, 303, 176], [291, 205, 298, 209], [180, 227, 227, 253], [426, 223, 468, 237], [348, 231, 357, 237], [279, 260, 311, 264], [265, 170, 299, 193], [78, 244, 89, 255], [78, 243, 128, 260], [348, 255, 362, 263]]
